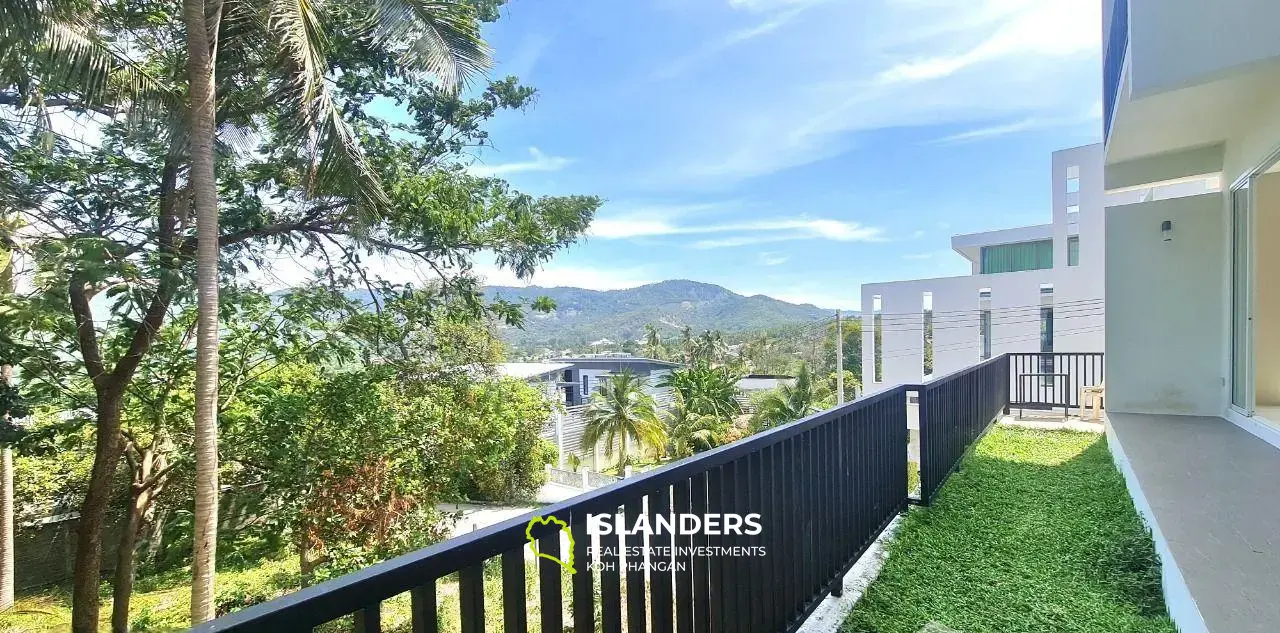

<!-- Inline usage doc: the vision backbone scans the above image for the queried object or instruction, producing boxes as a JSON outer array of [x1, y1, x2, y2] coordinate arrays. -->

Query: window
[[1039, 284, 1054, 374], [1067, 236, 1080, 266], [922, 292, 933, 377], [873, 295, 883, 383], [980, 240, 1053, 274], [1066, 165, 1080, 194], [978, 288, 992, 360]]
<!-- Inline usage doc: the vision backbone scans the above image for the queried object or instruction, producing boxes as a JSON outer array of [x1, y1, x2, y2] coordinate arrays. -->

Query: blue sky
[[458, 0, 1104, 310]]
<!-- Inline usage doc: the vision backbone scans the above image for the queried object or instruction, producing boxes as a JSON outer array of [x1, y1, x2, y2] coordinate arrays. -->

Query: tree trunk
[[110, 488, 146, 633], [1, 228, 14, 611], [0, 445, 11, 612], [184, 0, 222, 624], [111, 449, 159, 633], [71, 394, 125, 633]]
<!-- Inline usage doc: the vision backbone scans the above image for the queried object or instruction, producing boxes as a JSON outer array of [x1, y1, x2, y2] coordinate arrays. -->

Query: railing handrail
[[194, 384, 910, 631], [906, 353, 1010, 392]]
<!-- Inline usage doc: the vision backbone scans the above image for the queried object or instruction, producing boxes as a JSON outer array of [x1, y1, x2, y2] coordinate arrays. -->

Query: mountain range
[[484, 280, 835, 351]]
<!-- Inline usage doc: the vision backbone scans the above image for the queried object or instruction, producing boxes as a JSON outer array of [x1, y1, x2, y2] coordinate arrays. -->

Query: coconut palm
[[642, 324, 664, 359], [752, 363, 829, 431], [660, 363, 742, 420], [666, 393, 725, 458], [183, 2, 492, 623], [581, 370, 667, 473]]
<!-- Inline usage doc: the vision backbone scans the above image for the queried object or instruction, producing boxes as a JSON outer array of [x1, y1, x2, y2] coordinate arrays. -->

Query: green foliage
[[842, 428, 1176, 633], [581, 369, 667, 472], [665, 393, 730, 459], [486, 280, 829, 352], [751, 363, 829, 431], [660, 363, 742, 420]]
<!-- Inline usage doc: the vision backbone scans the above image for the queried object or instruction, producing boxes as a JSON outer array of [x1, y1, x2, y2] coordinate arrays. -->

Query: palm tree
[[0, 228, 13, 612], [753, 364, 829, 431], [581, 370, 667, 473], [666, 394, 724, 458], [660, 364, 742, 420], [181, 2, 492, 624], [183, 0, 220, 621], [642, 324, 664, 360]]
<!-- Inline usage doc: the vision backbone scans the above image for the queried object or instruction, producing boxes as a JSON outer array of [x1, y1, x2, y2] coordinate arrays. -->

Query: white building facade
[[860, 144, 1108, 393], [1098, 3, 1280, 632]]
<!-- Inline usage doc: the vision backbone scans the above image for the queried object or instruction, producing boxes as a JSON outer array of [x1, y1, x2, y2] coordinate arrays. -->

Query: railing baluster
[[411, 581, 437, 633], [624, 497, 647, 633], [600, 508, 623, 633], [539, 531, 563, 633], [459, 565, 485, 633], [672, 479, 694, 633], [650, 486, 674, 633], [689, 472, 710, 633], [706, 466, 725, 633], [501, 550, 527, 633], [571, 514, 593, 633], [353, 604, 380, 633]]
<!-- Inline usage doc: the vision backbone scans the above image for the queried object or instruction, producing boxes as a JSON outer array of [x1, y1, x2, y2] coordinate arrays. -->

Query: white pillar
[[582, 467, 591, 489]]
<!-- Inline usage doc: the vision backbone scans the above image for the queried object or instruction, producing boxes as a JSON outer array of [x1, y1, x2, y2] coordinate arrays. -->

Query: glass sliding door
[[1231, 181, 1255, 414]]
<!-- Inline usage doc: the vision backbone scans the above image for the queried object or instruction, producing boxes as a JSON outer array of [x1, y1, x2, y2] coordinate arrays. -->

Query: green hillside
[[484, 280, 836, 351]]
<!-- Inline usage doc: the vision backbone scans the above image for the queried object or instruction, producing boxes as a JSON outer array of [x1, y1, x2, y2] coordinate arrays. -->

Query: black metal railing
[[194, 387, 910, 633], [914, 355, 1010, 505], [1103, 0, 1129, 141], [1008, 352, 1104, 415]]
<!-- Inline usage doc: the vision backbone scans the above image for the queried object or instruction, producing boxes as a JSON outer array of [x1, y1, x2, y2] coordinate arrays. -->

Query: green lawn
[[2, 557, 572, 633], [843, 427, 1177, 633]]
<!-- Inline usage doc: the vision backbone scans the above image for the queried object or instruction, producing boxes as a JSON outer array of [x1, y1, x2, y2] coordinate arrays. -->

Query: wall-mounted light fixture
[[1161, 220, 1173, 242]]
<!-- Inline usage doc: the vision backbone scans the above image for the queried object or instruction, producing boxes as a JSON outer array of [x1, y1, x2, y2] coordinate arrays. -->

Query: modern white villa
[[860, 144, 1110, 394], [1101, 1, 1280, 631]]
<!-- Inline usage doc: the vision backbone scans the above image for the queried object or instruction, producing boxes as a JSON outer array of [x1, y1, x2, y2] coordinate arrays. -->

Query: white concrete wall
[[860, 144, 1106, 392], [1105, 193, 1226, 416], [1129, 0, 1280, 98]]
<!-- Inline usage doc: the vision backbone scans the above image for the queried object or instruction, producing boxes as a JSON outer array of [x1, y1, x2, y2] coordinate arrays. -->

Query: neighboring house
[[736, 374, 795, 393], [550, 355, 682, 406], [860, 145, 1115, 394], [1101, 2, 1280, 632], [495, 362, 572, 401]]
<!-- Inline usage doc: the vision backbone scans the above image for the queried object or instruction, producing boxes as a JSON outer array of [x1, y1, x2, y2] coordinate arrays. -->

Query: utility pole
[[835, 310, 845, 404]]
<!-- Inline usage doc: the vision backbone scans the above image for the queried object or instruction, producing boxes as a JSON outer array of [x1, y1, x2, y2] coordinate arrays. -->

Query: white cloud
[[654, 7, 807, 79], [759, 252, 789, 266], [589, 215, 884, 245], [649, 0, 1103, 185], [468, 147, 573, 177], [476, 261, 654, 291]]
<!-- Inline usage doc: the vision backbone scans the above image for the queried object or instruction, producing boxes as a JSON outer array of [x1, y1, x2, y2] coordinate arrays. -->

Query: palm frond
[[37, 17, 178, 117], [265, 0, 390, 217], [367, 0, 491, 91]]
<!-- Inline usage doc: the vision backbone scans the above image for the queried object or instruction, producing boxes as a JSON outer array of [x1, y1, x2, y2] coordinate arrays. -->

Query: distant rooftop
[[550, 354, 682, 367], [497, 362, 572, 380]]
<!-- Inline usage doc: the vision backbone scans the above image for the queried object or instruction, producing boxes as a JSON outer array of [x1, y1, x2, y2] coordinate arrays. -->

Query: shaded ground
[[841, 427, 1176, 633]]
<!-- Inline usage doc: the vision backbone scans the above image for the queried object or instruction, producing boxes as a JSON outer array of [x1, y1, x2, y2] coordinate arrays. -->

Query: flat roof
[[550, 356, 683, 368], [497, 362, 573, 380]]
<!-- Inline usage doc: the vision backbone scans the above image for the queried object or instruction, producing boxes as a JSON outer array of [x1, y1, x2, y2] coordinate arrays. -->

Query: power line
[[875, 325, 1105, 362], [866, 298, 1104, 322]]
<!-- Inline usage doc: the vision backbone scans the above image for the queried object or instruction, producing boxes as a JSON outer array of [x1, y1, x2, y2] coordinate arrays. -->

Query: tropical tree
[[752, 364, 829, 431], [0, 226, 17, 612], [642, 324, 665, 360], [182, 0, 493, 621], [665, 393, 727, 458], [580, 370, 666, 472], [660, 363, 742, 420], [679, 325, 694, 363]]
